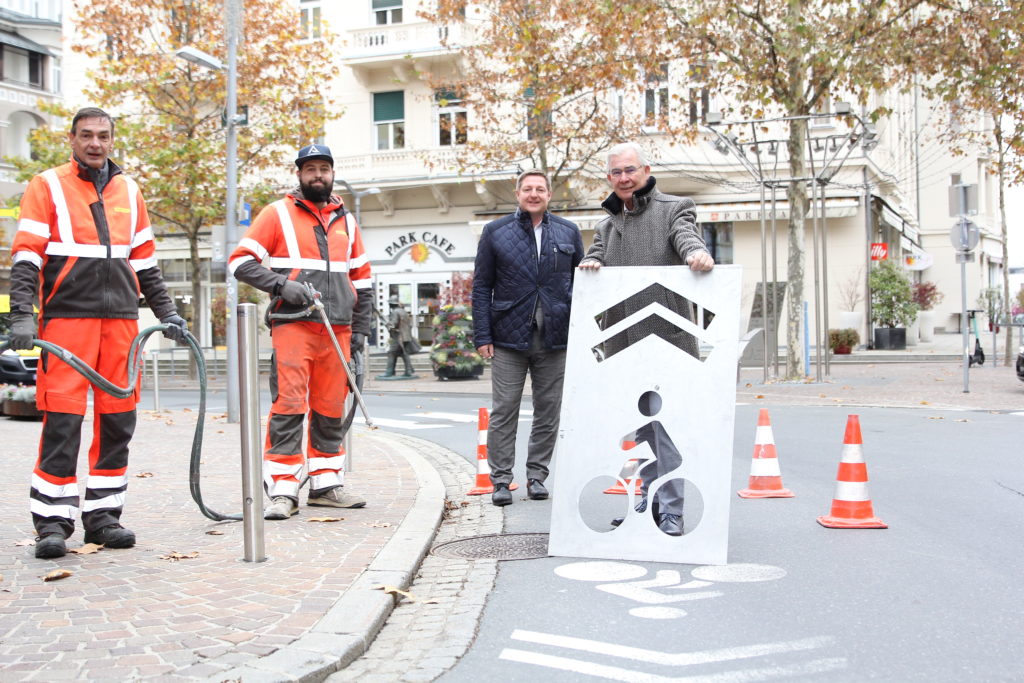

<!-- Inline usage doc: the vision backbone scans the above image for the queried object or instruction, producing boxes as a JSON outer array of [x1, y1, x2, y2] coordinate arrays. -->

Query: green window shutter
[[374, 91, 405, 122], [372, 0, 401, 9]]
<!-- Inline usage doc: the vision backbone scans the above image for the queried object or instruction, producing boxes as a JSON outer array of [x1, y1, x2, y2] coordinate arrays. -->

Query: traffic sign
[[949, 218, 979, 252]]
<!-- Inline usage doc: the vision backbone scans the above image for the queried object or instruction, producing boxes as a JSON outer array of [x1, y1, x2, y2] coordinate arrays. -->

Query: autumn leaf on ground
[[928, 416, 944, 420], [165, 419, 175, 425], [955, 418, 970, 422], [415, 405, 423, 409], [755, 394, 766, 399], [42, 569, 72, 582], [14, 538, 35, 547], [135, 472, 154, 478], [369, 521, 392, 528], [183, 407, 192, 412], [841, 385, 853, 390], [160, 551, 199, 561], [308, 517, 344, 523], [372, 584, 437, 604], [206, 530, 225, 535], [217, 430, 225, 434], [920, 401, 930, 405], [819, 393, 827, 398], [69, 543, 103, 555]]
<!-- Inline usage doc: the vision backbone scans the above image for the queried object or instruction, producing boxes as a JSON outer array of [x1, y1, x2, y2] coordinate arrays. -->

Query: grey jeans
[[487, 329, 566, 487]]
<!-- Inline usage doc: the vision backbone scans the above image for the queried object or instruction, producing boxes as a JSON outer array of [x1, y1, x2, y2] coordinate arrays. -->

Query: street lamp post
[[334, 179, 380, 226], [175, 0, 243, 423]]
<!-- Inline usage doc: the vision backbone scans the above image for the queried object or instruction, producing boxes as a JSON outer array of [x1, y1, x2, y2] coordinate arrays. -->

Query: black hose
[[2, 327, 240, 522]]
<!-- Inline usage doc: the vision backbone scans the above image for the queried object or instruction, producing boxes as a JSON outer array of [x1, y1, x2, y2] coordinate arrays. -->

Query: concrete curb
[[212, 430, 448, 682]]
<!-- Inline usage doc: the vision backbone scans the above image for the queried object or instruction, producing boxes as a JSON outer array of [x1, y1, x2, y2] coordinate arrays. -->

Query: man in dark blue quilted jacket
[[472, 170, 584, 506]]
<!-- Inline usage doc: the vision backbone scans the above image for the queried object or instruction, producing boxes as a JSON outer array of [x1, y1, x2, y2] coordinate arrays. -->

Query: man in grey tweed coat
[[579, 141, 714, 537]]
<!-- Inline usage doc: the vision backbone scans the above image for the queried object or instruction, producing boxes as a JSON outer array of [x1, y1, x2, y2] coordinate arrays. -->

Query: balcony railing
[[343, 21, 472, 64], [334, 147, 461, 182]]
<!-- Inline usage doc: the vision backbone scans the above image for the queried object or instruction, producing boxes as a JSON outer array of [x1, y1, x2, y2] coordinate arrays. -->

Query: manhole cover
[[430, 533, 550, 560]]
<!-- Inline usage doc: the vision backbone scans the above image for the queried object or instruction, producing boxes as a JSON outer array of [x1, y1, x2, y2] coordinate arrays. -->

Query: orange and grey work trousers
[[30, 318, 140, 537], [264, 321, 352, 500]]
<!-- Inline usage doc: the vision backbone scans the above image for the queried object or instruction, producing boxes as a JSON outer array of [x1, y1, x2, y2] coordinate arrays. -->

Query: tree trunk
[[996, 126, 1012, 366], [785, 118, 809, 379]]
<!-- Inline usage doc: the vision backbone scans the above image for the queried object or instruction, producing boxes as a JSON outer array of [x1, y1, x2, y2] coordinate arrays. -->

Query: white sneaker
[[264, 496, 298, 520], [307, 487, 366, 508]]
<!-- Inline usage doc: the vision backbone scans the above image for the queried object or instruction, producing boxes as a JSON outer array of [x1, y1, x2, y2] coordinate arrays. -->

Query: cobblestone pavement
[[0, 411, 438, 681], [327, 433, 502, 683]]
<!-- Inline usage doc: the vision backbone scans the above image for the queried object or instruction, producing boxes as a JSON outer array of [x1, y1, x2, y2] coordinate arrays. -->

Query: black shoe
[[492, 483, 513, 507], [657, 513, 684, 536], [527, 479, 548, 500], [34, 533, 67, 559], [84, 524, 136, 548], [611, 498, 649, 527]]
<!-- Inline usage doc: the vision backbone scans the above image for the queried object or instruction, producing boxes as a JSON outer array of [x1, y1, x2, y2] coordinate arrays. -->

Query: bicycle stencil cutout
[[548, 266, 742, 565]]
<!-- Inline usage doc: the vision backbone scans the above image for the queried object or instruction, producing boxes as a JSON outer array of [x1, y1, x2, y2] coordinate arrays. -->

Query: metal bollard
[[238, 304, 267, 563], [151, 350, 161, 412]]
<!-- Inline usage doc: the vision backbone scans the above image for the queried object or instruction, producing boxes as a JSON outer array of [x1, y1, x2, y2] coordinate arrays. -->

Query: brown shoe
[[307, 487, 366, 508]]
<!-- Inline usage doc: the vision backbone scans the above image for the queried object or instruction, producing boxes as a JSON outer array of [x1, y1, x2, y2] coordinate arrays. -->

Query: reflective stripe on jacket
[[228, 192, 372, 330], [10, 157, 169, 319]]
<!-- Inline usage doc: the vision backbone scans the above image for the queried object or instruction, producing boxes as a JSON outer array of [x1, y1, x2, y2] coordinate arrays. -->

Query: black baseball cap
[[295, 144, 333, 168]]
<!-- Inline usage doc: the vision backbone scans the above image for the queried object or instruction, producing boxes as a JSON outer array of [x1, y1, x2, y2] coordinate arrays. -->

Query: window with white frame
[[300, 0, 322, 39], [435, 90, 467, 146], [374, 91, 405, 150], [644, 63, 669, 126], [373, 0, 402, 25], [686, 62, 709, 126]]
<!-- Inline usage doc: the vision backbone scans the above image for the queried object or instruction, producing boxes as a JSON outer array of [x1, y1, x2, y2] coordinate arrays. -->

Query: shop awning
[[0, 30, 51, 55], [697, 197, 860, 223]]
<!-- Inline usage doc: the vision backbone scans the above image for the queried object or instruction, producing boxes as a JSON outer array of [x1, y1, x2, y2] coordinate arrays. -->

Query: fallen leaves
[[928, 416, 944, 420], [68, 543, 103, 555], [308, 517, 344, 523], [920, 400, 930, 405], [372, 584, 439, 604], [369, 521, 392, 528], [159, 551, 199, 561], [755, 394, 766, 399], [955, 418, 970, 423], [206, 530, 224, 535], [41, 569, 72, 582], [135, 472, 154, 478], [14, 539, 35, 547]]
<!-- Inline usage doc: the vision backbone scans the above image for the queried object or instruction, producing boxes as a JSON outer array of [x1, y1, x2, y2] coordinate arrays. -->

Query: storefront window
[[701, 222, 733, 264]]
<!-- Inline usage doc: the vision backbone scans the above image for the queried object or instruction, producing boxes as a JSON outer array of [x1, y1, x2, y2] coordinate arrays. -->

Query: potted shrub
[[828, 328, 859, 354], [912, 281, 944, 343], [868, 261, 919, 350], [977, 287, 1003, 332], [3, 384, 41, 419], [430, 303, 485, 380]]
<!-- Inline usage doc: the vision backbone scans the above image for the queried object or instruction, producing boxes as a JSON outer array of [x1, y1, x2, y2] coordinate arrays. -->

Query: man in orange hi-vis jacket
[[229, 144, 372, 521], [8, 107, 188, 559]]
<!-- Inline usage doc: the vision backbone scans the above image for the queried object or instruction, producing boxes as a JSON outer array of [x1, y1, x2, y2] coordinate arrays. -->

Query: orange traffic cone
[[467, 408, 518, 496], [738, 409, 794, 498], [817, 415, 887, 528], [604, 441, 643, 495]]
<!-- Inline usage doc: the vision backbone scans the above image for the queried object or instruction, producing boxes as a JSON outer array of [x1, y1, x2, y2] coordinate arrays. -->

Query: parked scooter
[[967, 308, 985, 367]]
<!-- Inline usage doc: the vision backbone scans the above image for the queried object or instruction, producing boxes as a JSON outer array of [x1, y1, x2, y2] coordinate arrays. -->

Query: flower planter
[[873, 327, 907, 350], [918, 310, 935, 343], [833, 345, 852, 355], [434, 365, 484, 381], [3, 399, 42, 419]]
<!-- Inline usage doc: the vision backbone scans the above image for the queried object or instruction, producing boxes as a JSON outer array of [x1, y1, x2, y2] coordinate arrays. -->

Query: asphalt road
[[146, 387, 1024, 681]]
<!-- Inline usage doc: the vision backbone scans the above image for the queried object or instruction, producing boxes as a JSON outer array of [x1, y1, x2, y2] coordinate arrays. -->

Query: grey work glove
[[279, 279, 314, 307], [351, 332, 366, 350], [160, 313, 189, 343], [7, 313, 36, 351]]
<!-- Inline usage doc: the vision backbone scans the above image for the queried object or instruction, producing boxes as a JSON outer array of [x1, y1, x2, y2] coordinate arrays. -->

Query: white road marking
[[406, 411, 479, 422], [596, 570, 722, 604], [1011, 412, 1024, 417], [500, 648, 845, 681], [371, 417, 448, 430], [629, 606, 686, 619], [509, 630, 835, 667], [554, 561, 648, 582], [691, 564, 786, 583]]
